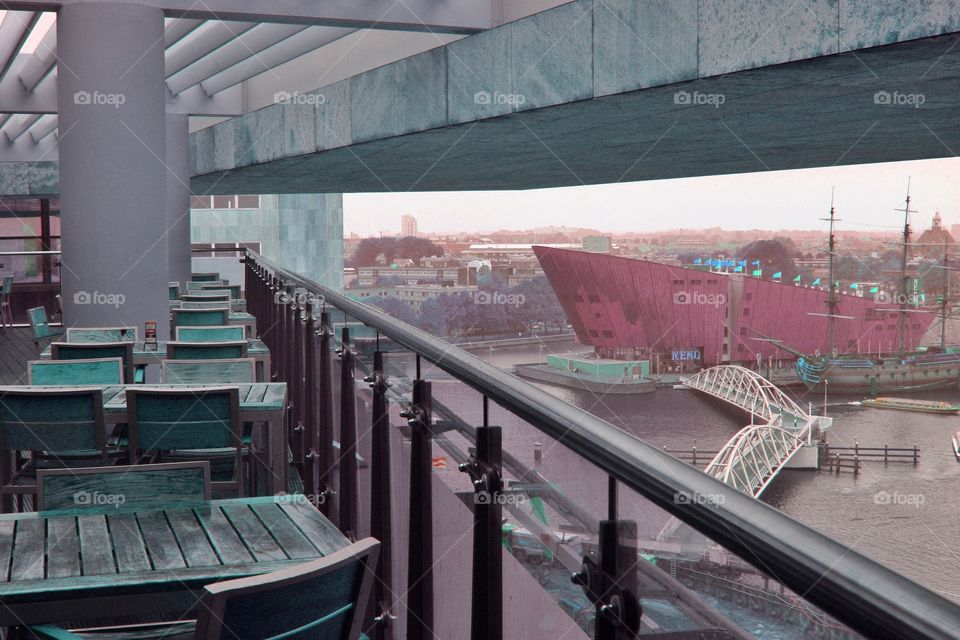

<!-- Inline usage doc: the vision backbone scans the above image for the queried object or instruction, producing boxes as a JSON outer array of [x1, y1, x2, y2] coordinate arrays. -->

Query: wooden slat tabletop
[[0, 496, 347, 605], [0, 383, 286, 414], [39, 339, 269, 358]]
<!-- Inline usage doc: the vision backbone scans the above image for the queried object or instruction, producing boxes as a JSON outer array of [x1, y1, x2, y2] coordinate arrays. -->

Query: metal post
[[366, 351, 393, 639], [572, 521, 641, 640], [338, 327, 358, 539], [291, 293, 305, 469], [404, 379, 434, 640], [317, 312, 334, 518], [458, 426, 503, 640], [303, 302, 319, 500]]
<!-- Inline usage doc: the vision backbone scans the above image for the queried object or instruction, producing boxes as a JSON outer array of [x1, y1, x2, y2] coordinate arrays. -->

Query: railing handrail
[[247, 249, 960, 640], [0, 250, 61, 256]]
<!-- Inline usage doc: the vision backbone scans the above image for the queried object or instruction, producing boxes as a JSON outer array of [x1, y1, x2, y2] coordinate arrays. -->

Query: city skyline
[[344, 156, 960, 237]]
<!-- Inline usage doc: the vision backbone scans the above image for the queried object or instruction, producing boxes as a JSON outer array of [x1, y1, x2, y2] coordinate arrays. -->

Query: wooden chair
[[175, 325, 245, 342], [27, 306, 65, 347], [0, 275, 13, 329], [29, 538, 380, 640], [179, 301, 232, 310], [186, 280, 224, 291], [189, 272, 220, 282], [0, 388, 121, 511], [126, 387, 244, 496], [166, 340, 248, 360], [65, 326, 137, 343], [36, 461, 210, 511], [182, 290, 231, 302], [162, 358, 256, 384], [201, 283, 241, 299], [171, 309, 230, 338], [51, 341, 141, 384], [27, 357, 124, 385]]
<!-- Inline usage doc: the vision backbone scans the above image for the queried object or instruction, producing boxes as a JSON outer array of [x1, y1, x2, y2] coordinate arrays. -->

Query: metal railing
[[243, 248, 960, 640]]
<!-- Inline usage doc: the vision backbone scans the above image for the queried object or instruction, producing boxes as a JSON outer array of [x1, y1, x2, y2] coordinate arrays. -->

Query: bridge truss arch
[[682, 365, 808, 426]]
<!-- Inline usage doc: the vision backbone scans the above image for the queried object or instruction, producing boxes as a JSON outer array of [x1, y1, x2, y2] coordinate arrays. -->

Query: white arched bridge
[[681, 366, 832, 497]]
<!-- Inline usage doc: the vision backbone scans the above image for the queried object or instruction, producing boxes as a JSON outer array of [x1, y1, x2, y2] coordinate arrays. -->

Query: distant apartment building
[[396, 284, 478, 309], [401, 215, 418, 237], [582, 235, 612, 253]]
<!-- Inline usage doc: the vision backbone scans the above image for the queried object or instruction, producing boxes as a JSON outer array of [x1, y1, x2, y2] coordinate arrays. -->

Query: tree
[[347, 236, 445, 267], [509, 276, 567, 333], [417, 298, 446, 335], [368, 296, 418, 325], [739, 239, 798, 280]]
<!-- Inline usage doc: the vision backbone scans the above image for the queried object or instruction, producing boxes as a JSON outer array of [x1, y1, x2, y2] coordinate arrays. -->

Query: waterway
[[478, 338, 960, 606]]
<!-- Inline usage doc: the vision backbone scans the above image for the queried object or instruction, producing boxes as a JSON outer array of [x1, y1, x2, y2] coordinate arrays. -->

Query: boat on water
[[783, 183, 960, 395], [861, 396, 960, 414]]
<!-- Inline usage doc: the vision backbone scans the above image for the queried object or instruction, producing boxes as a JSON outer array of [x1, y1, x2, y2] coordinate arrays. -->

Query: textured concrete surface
[[2, 0, 959, 197]]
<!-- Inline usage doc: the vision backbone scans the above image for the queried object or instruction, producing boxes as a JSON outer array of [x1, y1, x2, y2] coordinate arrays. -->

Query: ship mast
[[894, 179, 916, 354], [941, 238, 949, 348], [822, 189, 839, 357]]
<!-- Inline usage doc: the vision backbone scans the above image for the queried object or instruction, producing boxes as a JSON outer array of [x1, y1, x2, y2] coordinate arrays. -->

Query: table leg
[[268, 413, 288, 494]]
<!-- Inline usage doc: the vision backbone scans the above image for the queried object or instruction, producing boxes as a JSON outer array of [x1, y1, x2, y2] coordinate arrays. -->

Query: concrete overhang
[[3, 0, 960, 197], [186, 0, 960, 195]]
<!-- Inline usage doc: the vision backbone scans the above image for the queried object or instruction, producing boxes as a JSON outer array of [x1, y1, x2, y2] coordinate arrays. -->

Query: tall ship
[[778, 184, 960, 394], [533, 187, 958, 394]]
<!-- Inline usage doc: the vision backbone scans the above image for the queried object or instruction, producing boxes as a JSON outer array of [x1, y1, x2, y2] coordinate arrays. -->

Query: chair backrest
[[37, 461, 211, 512], [0, 275, 12, 296], [166, 340, 248, 360], [27, 357, 124, 385], [179, 301, 231, 310], [51, 341, 136, 384], [162, 358, 256, 384], [187, 280, 225, 290], [27, 306, 54, 338], [183, 290, 231, 300], [0, 388, 106, 454], [169, 282, 181, 300], [127, 387, 240, 453], [175, 325, 246, 342], [202, 283, 241, 299], [190, 273, 221, 282], [171, 308, 230, 330], [195, 538, 380, 640], [66, 326, 137, 342]]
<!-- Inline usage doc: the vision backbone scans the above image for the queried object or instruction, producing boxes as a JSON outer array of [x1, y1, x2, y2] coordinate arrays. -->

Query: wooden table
[[0, 495, 346, 625], [0, 383, 289, 494], [229, 311, 256, 338], [170, 299, 247, 312], [40, 339, 272, 381]]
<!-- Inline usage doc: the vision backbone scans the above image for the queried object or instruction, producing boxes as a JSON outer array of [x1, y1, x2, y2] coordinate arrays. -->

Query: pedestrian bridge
[[680, 365, 831, 497]]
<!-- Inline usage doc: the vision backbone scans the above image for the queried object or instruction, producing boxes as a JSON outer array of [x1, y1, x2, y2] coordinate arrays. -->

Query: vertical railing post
[[365, 350, 394, 639], [338, 327, 359, 539], [459, 426, 503, 640], [317, 311, 335, 519], [573, 520, 641, 640], [290, 291, 305, 470], [303, 301, 319, 501], [402, 379, 433, 640]]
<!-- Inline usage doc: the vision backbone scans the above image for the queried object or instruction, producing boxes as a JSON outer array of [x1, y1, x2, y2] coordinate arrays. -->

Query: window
[[588, 294, 601, 303], [588, 330, 599, 337], [672, 279, 685, 285], [743, 308, 750, 317], [745, 292, 753, 301], [212, 195, 234, 209], [602, 330, 614, 338], [192, 195, 262, 210], [190, 196, 211, 209], [689, 279, 702, 285], [236, 195, 261, 209], [707, 279, 718, 285]]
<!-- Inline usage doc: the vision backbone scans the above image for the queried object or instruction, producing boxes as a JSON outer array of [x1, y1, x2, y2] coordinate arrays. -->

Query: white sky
[[344, 156, 960, 237]]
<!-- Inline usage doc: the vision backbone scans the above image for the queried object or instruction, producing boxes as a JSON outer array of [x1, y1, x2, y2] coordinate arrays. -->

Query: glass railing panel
[[615, 481, 865, 639], [0, 248, 62, 323]]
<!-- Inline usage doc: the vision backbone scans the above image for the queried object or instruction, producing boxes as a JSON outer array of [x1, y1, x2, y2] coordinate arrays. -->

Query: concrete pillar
[[57, 2, 169, 337], [166, 114, 191, 289]]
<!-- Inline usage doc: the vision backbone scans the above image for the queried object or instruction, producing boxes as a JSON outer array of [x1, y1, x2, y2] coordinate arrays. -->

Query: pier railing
[[243, 248, 960, 640]]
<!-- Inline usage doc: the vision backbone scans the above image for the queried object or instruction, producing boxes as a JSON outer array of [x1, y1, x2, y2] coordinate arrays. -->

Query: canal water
[[479, 339, 960, 605]]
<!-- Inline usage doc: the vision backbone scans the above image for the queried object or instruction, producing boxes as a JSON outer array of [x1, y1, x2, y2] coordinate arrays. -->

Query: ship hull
[[800, 364, 960, 394]]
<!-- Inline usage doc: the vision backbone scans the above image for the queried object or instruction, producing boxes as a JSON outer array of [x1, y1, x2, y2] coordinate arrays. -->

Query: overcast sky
[[344, 156, 960, 237]]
